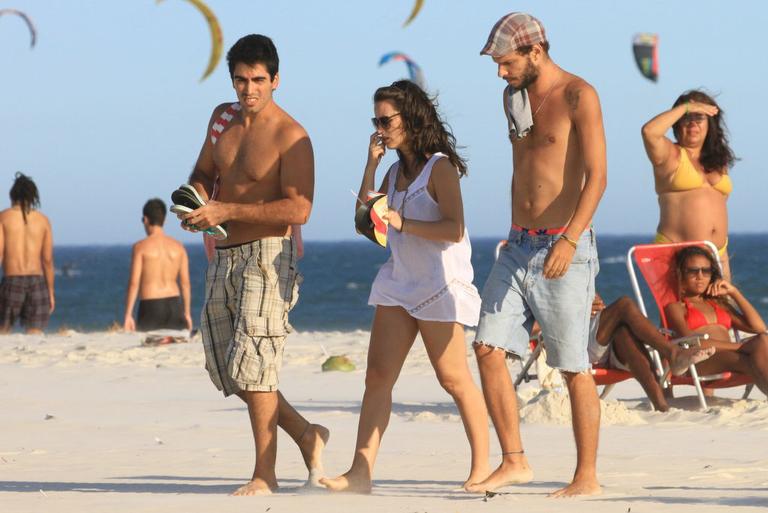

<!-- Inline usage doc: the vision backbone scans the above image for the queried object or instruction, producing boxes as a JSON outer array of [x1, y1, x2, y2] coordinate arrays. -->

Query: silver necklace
[[532, 79, 559, 118]]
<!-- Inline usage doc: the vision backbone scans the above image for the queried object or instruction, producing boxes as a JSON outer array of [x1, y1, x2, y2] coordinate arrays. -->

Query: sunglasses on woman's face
[[684, 266, 713, 277], [680, 113, 707, 124], [371, 112, 400, 129]]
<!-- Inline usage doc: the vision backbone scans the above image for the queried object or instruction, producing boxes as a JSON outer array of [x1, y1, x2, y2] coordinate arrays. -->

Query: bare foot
[[461, 467, 492, 492], [231, 478, 276, 496], [670, 346, 716, 376], [465, 462, 533, 493], [319, 469, 372, 494], [549, 476, 601, 498], [299, 424, 330, 487]]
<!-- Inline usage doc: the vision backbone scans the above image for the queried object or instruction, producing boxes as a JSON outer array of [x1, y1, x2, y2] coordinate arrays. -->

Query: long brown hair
[[672, 90, 736, 172], [373, 80, 468, 177]]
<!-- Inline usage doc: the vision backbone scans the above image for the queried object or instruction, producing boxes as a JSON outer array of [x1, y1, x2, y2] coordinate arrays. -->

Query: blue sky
[[1, 0, 765, 245]]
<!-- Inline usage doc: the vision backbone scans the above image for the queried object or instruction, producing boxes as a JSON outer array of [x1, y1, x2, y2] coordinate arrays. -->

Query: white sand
[[2, 329, 768, 512]]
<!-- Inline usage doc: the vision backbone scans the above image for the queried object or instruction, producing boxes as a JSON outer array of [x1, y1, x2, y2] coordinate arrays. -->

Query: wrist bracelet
[[685, 101, 690, 114], [559, 234, 577, 249]]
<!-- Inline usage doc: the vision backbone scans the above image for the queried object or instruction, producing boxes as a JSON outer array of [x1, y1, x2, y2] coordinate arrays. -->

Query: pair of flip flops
[[170, 184, 228, 240]]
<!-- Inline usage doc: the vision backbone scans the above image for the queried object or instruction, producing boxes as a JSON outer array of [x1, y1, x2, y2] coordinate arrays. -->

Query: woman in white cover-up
[[321, 80, 489, 493]]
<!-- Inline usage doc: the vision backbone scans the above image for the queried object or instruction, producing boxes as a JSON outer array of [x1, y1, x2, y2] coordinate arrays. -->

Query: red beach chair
[[626, 241, 753, 410]]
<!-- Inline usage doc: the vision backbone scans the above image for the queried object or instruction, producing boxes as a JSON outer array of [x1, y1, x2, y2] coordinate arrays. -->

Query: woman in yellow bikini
[[641, 90, 736, 279]]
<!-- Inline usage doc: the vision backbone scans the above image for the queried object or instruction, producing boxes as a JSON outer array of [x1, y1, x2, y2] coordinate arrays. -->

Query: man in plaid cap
[[470, 13, 607, 497]]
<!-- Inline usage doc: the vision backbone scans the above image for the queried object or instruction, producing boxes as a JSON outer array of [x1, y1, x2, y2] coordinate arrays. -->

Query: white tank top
[[368, 153, 481, 326]]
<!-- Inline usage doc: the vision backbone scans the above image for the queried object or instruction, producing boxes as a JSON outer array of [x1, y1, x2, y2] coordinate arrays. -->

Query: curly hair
[[672, 90, 736, 172], [674, 246, 723, 300], [9, 172, 40, 224], [373, 80, 468, 177]]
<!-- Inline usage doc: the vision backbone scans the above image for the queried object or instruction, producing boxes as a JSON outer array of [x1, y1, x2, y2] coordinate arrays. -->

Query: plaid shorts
[[0, 275, 51, 330], [201, 237, 301, 396]]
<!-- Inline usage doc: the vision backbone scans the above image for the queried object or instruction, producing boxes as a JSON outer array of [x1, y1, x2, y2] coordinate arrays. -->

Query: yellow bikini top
[[668, 146, 732, 195]]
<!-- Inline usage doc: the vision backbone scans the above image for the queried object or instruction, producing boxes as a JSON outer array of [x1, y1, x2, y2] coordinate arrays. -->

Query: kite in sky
[[633, 33, 658, 82], [379, 52, 426, 90], [157, 0, 222, 82], [403, 0, 424, 27], [0, 8, 37, 48]]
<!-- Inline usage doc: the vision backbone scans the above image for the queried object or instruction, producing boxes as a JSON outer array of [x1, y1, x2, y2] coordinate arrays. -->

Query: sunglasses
[[371, 112, 400, 129], [680, 113, 707, 124], [684, 266, 713, 277]]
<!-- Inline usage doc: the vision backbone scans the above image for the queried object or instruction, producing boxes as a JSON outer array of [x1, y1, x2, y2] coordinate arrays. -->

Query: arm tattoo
[[566, 88, 581, 112]]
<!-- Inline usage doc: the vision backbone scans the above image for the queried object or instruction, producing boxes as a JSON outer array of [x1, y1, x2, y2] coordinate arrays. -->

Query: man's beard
[[517, 58, 539, 89]]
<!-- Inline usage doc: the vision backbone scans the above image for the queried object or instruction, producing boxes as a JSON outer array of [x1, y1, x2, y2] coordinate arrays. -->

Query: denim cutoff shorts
[[475, 227, 599, 373]]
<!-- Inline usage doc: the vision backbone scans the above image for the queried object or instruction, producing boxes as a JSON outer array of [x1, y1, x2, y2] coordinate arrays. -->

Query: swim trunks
[[201, 237, 300, 396], [0, 275, 51, 330], [137, 296, 187, 331]]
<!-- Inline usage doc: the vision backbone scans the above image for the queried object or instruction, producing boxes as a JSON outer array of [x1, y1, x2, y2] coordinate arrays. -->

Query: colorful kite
[[403, 0, 424, 27], [633, 33, 658, 82], [157, 0, 223, 82], [379, 52, 426, 89], [0, 8, 37, 48]]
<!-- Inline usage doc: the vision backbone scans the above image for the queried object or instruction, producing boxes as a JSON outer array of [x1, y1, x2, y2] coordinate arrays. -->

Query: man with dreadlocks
[[0, 172, 54, 334]]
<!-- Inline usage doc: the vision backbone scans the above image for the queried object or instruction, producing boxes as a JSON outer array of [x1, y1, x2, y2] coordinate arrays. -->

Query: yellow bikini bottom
[[654, 232, 728, 257]]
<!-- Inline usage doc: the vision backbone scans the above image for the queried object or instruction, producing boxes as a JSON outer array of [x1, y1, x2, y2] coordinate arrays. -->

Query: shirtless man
[[0, 173, 54, 334], [469, 13, 607, 497], [123, 199, 192, 332], [180, 34, 326, 496]]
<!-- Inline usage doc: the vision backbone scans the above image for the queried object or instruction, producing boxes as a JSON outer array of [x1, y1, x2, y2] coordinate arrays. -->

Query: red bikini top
[[683, 298, 732, 331]]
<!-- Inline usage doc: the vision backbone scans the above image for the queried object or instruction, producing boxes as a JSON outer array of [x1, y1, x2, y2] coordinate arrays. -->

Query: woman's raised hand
[[686, 101, 719, 117], [368, 132, 386, 163], [707, 278, 736, 298]]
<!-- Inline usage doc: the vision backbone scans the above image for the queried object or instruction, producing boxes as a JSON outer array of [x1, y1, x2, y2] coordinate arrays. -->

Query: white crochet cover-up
[[368, 153, 481, 326]]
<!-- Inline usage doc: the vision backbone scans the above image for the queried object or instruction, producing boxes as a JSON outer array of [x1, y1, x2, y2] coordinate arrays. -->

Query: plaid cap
[[480, 12, 547, 57]]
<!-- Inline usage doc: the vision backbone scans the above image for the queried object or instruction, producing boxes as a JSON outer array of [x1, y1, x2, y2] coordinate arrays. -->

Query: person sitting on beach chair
[[664, 246, 768, 396], [587, 293, 713, 412]]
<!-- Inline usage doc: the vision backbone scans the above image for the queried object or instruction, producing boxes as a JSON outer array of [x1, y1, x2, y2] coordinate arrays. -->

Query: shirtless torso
[[506, 65, 606, 279], [184, 62, 314, 243], [511, 72, 605, 232], [132, 234, 188, 300], [0, 206, 54, 297], [123, 228, 191, 331]]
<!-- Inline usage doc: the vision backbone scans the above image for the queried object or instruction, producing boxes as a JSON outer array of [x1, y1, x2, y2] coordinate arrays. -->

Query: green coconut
[[322, 355, 356, 372]]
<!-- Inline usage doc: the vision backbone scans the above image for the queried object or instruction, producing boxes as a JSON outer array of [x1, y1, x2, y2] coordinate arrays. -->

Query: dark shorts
[[0, 275, 51, 330], [137, 296, 187, 331]]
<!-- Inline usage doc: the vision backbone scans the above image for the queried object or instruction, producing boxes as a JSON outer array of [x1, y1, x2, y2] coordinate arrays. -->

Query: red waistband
[[511, 223, 568, 236]]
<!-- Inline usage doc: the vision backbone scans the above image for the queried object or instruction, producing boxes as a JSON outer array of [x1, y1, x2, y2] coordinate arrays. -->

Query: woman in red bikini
[[665, 246, 768, 396]]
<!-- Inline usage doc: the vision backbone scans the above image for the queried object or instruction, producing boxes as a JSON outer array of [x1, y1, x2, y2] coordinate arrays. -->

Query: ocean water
[[34, 234, 768, 332]]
